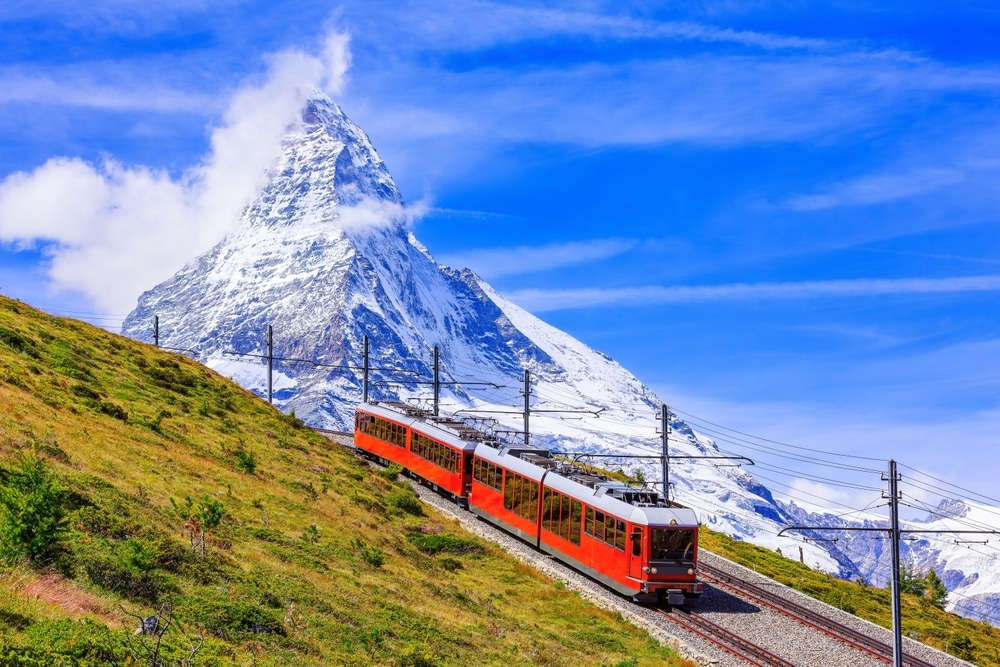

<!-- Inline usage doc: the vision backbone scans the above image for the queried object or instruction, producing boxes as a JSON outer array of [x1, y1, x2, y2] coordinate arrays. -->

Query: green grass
[[0, 295, 693, 667], [699, 528, 1000, 665]]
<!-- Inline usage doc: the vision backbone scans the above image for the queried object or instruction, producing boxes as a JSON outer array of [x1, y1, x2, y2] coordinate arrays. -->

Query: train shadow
[[683, 583, 761, 614]]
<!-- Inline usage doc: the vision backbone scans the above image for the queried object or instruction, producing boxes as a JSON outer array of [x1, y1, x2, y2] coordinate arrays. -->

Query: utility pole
[[886, 459, 903, 667], [363, 335, 370, 404], [779, 458, 998, 667], [659, 404, 670, 504], [153, 315, 159, 348], [266, 325, 273, 404], [433, 345, 440, 416], [523, 369, 531, 447]]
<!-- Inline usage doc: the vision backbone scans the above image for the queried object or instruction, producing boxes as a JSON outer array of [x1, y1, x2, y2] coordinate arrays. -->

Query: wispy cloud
[[781, 167, 965, 211], [0, 68, 216, 113], [369, 2, 844, 53], [438, 238, 638, 278], [505, 276, 1000, 311]]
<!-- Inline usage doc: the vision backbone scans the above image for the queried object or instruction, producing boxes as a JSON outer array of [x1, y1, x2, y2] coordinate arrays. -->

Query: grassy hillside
[[700, 529, 1000, 665], [0, 295, 692, 667]]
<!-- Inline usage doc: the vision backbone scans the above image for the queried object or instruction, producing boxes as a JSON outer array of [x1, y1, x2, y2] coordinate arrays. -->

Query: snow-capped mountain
[[121, 92, 998, 621]]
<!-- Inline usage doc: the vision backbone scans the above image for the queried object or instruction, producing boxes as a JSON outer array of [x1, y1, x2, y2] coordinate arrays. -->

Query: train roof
[[358, 402, 699, 528], [358, 402, 478, 452]]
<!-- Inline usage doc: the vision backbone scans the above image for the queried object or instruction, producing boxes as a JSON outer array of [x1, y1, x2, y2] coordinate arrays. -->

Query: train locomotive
[[354, 401, 702, 605]]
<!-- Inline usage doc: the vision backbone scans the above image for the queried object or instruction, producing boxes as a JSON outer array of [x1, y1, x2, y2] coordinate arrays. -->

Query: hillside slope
[[0, 294, 691, 667]]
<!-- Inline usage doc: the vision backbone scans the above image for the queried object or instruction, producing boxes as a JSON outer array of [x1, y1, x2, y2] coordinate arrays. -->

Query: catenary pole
[[523, 369, 531, 447], [267, 325, 273, 404], [661, 404, 670, 504], [433, 345, 440, 416], [887, 459, 903, 667], [363, 335, 370, 403], [153, 315, 159, 348]]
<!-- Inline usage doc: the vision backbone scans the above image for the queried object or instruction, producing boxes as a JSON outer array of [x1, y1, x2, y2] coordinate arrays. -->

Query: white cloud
[[782, 167, 965, 211], [439, 238, 638, 278], [0, 30, 353, 314], [504, 275, 1000, 311]]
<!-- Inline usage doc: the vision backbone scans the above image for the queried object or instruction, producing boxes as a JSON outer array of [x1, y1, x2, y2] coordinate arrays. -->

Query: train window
[[631, 528, 642, 557], [650, 528, 695, 562], [597, 512, 608, 544], [569, 500, 582, 546], [584, 507, 594, 536], [615, 520, 626, 551], [542, 488, 554, 532], [555, 494, 567, 542], [601, 514, 615, 546], [525, 480, 539, 521], [503, 472, 515, 511]]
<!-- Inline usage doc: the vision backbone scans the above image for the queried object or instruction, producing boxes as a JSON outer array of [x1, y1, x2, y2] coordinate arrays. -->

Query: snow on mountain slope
[[121, 91, 998, 616]]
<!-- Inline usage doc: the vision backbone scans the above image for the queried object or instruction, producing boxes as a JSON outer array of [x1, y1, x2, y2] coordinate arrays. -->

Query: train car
[[354, 402, 476, 502], [469, 443, 701, 605], [469, 444, 547, 544], [354, 403, 701, 605]]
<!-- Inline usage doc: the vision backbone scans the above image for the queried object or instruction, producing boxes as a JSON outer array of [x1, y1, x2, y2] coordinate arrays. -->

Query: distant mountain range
[[121, 92, 1000, 624]]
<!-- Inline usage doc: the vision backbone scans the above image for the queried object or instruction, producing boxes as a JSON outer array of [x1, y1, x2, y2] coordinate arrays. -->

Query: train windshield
[[650, 528, 695, 562]]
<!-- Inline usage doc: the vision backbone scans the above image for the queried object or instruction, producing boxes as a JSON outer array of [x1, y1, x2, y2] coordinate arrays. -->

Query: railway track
[[699, 563, 938, 667], [658, 607, 798, 667]]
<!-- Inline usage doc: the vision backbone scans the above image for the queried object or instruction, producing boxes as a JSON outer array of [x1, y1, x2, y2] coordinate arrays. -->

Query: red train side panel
[[354, 403, 474, 499]]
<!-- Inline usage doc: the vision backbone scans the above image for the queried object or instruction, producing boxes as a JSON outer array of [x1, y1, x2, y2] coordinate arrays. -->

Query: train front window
[[650, 528, 695, 562]]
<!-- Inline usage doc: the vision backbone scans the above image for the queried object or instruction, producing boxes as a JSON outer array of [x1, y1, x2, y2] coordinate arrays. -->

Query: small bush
[[0, 326, 38, 357], [380, 463, 404, 480], [186, 597, 286, 638], [98, 400, 128, 421], [2, 618, 125, 666], [231, 447, 258, 475], [440, 557, 463, 572], [281, 409, 306, 429], [407, 533, 485, 556], [352, 539, 385, 568], [70, 384, 101, 401], [0, 454, 69, 565], [385, 488, 423, 516]]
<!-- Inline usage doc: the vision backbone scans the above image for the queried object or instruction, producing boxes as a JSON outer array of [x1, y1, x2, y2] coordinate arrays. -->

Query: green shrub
[[231, 446, 258, 475], [440, 557, 463, 572], [352, 539, 385, 568], [97, 400, 128, 421], [186, 597, 286, 638], [0, 454, 69, 565], [385, 488, 423, 516], [0, 618, 124, 666], [0, 326, 38, 357], [380, 463, 404, 480], [70, 384, 101, 401], [406, 533, 485, 556]]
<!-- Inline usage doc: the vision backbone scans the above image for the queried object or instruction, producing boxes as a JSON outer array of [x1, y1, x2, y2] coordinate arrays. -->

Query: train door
[[628, 526, 644, 579]]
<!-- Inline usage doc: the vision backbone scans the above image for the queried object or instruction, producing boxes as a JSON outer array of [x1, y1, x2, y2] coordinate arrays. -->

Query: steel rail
[[699, 563, 938, 667], [659, 607, 799, 667]]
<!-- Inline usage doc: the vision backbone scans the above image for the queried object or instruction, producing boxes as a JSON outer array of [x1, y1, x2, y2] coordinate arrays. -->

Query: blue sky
[[0, 1, 998, 517]]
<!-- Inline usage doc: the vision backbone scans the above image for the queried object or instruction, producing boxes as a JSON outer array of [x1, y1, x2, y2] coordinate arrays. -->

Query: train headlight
[[687, 568, 695, 575], [650, 567, 658, 574]]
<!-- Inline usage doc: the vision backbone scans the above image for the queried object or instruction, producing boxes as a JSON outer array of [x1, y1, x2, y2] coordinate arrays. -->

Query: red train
[[355, 402, 702, 605]]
